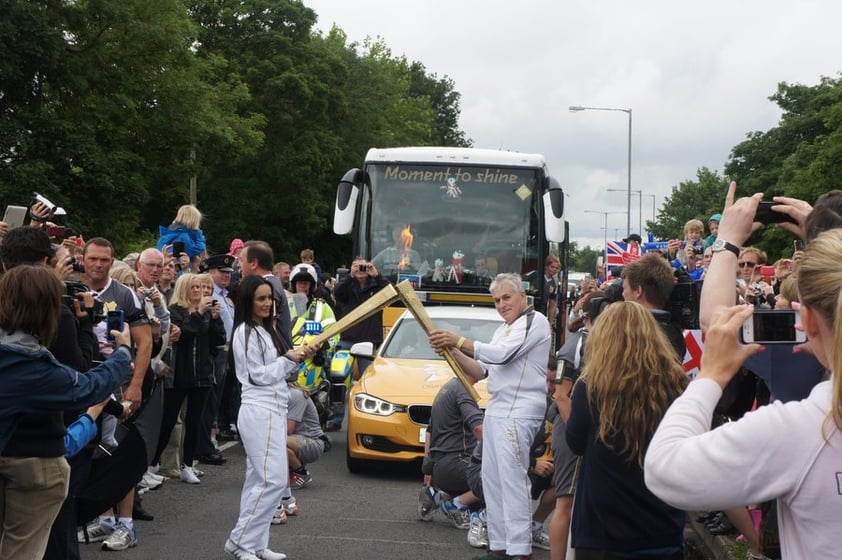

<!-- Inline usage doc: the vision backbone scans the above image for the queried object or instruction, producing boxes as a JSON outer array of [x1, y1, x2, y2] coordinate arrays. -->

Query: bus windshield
[[364, 163, 541, 289]]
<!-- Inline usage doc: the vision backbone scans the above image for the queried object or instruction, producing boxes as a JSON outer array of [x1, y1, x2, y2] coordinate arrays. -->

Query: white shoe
[[255, 548, 287, 560], [467, 512, 488, 548], [224, 539, 259, 560], [141, 471, 164, 490], [281, 496, 300, 516], [180, 464, 201, 484]]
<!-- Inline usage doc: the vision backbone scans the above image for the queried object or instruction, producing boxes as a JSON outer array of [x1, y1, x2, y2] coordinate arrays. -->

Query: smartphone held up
[[741, 309, 806, 344], [105, 310, 125, 342]]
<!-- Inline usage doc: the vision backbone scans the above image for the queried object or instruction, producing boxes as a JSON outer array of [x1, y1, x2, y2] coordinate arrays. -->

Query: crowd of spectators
[[5, 185, 842, 560], [415, 188, 842, 560], [0, 202, 339, 559]]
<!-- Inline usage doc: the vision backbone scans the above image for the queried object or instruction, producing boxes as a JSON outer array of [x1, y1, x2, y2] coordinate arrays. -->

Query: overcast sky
[[304, 0, 842, 249]]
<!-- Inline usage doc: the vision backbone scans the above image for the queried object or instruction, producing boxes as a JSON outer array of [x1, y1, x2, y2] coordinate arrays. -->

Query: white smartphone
[[741, 309, 806, 344], [3, 205, 28, 229]]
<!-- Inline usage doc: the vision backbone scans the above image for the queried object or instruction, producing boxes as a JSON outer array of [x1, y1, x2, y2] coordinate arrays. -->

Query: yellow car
[[345, 306, 502, 473]]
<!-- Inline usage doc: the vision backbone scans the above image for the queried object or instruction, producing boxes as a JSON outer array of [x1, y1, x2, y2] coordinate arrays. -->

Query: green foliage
[[1, 0, 470, 265], [649, 168, 729, 240], [566, 240, 600, 275], [724, 75, 842, 259]]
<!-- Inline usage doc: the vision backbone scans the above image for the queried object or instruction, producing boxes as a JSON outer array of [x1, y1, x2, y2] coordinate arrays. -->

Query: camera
[[212, 299, 218, 306], [667, 269, 701, 330], [358, 264, 368, 272], [63, 280, 105, 322], [142, 287, 154, 299], [692, 246, 704, 255], [70, 256, 85, 273], [31, 192, 66, 217]]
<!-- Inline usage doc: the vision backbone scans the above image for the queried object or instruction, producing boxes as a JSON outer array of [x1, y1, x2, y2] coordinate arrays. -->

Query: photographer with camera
[[620, 253, 687, 360], [330, 257, 390, 431]]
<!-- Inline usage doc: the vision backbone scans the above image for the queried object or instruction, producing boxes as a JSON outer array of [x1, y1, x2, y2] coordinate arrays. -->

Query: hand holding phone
[[741, 309, 806, 344], [172, 241, 186, 257], [106, 310, 126, 343], [793, 239, 804, 253], [753, 201, 798, 225]]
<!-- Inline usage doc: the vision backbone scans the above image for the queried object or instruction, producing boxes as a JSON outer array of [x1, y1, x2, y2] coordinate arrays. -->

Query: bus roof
[[365, 147, 547, 169]]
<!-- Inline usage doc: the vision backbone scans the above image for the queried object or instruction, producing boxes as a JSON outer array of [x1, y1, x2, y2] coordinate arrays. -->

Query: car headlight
[[353, 393, 407, 416]]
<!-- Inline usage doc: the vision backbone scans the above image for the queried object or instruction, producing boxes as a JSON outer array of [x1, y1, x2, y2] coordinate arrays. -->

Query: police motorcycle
[[289, 264, 340, 427]]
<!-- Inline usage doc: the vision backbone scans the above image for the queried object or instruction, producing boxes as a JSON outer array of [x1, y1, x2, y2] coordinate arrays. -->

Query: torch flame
[[398, 225, 414, 269]]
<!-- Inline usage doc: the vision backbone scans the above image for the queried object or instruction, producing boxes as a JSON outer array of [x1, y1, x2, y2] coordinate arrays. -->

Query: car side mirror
[[349, 341, 375, 360]]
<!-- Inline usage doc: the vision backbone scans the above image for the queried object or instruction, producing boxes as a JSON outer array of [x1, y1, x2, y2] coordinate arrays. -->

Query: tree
[[648, 167, 729, 241], [725, 75, 842, 258]]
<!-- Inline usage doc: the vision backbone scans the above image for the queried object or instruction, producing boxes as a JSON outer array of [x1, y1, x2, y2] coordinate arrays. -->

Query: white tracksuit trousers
[[482, 415, 542, 556], [228, 404, 288, 553]]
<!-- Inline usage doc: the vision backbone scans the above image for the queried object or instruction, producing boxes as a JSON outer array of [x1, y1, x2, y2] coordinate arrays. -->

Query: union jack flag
[[605, 240, 641, 270]]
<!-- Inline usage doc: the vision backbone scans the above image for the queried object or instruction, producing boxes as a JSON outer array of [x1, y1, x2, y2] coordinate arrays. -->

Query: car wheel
[[345, 446, 367, 474]]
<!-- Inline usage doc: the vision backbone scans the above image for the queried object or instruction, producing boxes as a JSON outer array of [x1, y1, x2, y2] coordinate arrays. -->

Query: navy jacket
[[0, 332, 133, 454]]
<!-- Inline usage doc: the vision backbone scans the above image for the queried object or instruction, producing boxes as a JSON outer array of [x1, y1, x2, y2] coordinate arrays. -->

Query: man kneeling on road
[[418, 375, 484, 529]]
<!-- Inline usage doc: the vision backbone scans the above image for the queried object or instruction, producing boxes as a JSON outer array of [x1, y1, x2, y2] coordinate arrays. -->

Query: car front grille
[[407, 405, 432, 425]]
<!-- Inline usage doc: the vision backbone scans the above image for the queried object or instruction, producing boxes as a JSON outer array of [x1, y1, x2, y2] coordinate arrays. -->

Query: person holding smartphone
[[151, 273, 225, 484], [0, 265, 134, 560], [645, 185, 842, 558]]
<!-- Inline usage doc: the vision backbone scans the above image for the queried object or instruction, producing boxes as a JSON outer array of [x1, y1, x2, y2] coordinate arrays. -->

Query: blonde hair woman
[[151, 273, 225, 484], [646, 195, 842, 558], [560, 301, 688, 560]]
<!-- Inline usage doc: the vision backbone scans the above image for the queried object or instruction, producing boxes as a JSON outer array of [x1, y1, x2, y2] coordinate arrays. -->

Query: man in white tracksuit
[[430, 273, 551, 560]]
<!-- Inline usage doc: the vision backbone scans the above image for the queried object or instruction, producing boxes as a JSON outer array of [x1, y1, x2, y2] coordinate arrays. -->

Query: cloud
[[305, 0, 842, 248]]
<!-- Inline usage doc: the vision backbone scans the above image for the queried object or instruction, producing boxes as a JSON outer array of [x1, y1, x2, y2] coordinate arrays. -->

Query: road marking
[[297, 534, 452, 547], [217, 441, 240, 452]]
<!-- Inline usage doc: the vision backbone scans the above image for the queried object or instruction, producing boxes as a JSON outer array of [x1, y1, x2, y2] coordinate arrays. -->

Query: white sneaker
[[271, 506, 288, 525], [77, 519, 114, 543], [224, 539, 260, 560], [281, 496, 300, 516], [532, 525, 551, 550], [255, 548, 287, 560], [467, 512, 488, 548], [180, 464, 201, 484], [141, 471, 164, 490]]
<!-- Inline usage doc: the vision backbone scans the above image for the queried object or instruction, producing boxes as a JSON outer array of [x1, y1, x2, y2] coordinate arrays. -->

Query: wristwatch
[[710, 238, 740, 258]]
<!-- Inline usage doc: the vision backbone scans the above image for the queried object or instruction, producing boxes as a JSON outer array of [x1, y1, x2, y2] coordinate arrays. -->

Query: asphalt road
[[80, 428, 553, 560]]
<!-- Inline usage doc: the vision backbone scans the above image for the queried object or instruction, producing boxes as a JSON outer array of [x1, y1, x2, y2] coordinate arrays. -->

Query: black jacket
[[168, 305, 226, 389], [333, 274, 390, 345]]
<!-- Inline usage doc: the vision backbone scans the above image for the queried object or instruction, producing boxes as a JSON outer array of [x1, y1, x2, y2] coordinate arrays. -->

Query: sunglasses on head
[[737, 261, 757, 269]]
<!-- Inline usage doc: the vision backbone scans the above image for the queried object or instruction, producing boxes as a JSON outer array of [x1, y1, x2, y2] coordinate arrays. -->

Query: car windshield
[[380, 315, 502, 360]]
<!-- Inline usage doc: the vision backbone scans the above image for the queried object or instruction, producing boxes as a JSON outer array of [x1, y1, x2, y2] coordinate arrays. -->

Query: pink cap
[[228, 238, 244, 256]]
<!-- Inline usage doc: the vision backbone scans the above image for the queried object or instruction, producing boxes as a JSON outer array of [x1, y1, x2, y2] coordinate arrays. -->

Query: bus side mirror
[[543, 177, 565, 242], [334, 168, 363, 235]]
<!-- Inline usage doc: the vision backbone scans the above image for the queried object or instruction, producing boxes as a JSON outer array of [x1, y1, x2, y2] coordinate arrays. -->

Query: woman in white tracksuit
[[224, 276, 316, 560]]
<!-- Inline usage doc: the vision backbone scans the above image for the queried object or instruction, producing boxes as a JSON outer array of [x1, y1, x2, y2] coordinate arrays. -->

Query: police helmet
[[290, 263, 318, 294]]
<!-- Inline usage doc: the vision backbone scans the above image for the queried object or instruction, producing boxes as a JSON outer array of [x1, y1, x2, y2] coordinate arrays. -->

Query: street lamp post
[[607, 188, 642, 234], [570, 105, 633, 237], [585, 210, 625, 274], [646, 194, 656, 226]]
